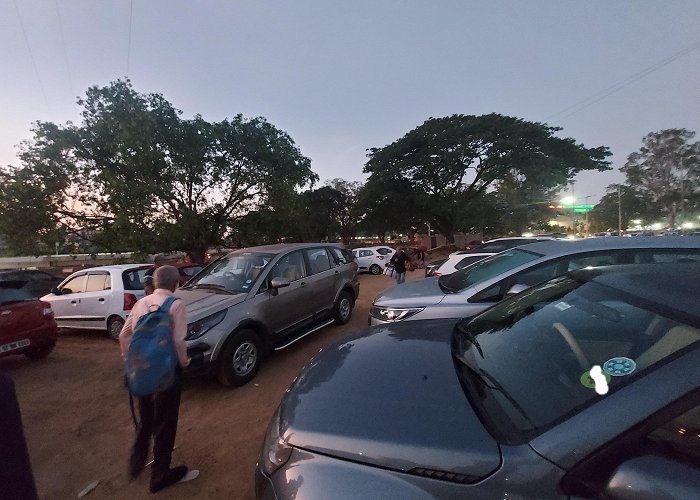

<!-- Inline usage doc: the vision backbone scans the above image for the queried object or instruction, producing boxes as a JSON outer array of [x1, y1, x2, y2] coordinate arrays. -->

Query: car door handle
[[300, 281, 307, 287], [98, 298, 105, 302]]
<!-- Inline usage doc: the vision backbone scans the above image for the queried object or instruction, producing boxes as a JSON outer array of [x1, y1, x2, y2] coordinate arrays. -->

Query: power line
[[126, 0, 133, 76], [13, 0, 50, 112], [545, 39, 700, 123], [54, 0, 74, 96]]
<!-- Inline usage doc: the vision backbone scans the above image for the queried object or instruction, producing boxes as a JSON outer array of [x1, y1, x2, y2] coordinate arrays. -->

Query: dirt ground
[[2, 264, 436, 500]]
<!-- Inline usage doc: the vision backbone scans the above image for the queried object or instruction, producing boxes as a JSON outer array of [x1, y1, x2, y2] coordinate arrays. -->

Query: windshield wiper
[[187, 283, 235, 295], [455, 319, 484, 358], [438, 275, 455, 294], [475, 366, 537, 430]]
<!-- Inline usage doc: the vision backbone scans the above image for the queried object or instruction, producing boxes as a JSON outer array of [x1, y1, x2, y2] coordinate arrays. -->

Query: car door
[[302, 247, 337, 320], [355, 249, 375, 272], [257, 250, 316, 343], [77, 271, 112, 330], [50, 274, 88, 328]]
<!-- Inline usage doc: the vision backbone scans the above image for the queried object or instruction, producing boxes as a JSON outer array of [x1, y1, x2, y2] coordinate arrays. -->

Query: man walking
[[119, 265, 198, 493], [391, 247, 409, 284]]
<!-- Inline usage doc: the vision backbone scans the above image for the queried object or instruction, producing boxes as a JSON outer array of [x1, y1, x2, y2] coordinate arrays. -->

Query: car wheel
[[369, 264, 382, 275], [107, 316, 125, 342], [217, 329, 261, 387], [24, 343, 55, 361], [333, 291, 354, 325]]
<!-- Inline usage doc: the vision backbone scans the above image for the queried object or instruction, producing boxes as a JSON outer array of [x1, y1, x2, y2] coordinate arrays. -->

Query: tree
[[362, 114, 611, 242], [621, 129, 700, 228], [587, 184, 661, 234], [0, 80, 317, 262]]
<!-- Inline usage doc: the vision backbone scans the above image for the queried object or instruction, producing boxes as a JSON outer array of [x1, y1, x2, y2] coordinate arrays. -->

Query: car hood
[[373, 277, 446, 307], [174, 288, 247, 319], [279, 319, 502, 479]]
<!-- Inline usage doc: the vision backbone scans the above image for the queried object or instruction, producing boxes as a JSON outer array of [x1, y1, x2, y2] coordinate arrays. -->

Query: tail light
[[433, 272, 442, 277], [123, 293, 138, 311], [40, 300, 54, 318], [377, 255, 384, 260]]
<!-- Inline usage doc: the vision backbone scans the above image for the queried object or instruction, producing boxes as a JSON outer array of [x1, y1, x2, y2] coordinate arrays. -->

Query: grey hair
[[153, 265, 180, 291]]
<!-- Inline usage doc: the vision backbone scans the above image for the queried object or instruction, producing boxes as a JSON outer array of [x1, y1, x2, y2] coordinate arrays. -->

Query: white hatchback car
[[41, 264, 152, 340], [352, 246, 395, 275]]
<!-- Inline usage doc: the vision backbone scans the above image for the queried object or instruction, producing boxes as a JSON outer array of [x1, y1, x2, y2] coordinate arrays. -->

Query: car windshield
[[0, 285, 34, 305], [452, 274, 700, 444], [185, 252, 274, 293], [440, 249, 542, 293]]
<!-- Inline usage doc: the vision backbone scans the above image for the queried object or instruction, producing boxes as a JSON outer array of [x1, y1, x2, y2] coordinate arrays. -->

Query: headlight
[[261, 406, 292, 476], [186, 310, 227, 340], [369, 305, 425, 322]]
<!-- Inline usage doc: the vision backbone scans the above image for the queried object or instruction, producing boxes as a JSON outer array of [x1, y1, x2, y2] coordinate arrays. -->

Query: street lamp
[[561, 196, 575, 234]]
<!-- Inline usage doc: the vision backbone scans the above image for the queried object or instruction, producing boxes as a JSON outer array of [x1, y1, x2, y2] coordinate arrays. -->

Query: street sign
[[573, 208, 592, 213], [562, 204, 595, 210]]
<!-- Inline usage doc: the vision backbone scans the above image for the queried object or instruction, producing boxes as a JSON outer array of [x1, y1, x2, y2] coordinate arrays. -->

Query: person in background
[[119, 265, 198, 493], [390, 247, 409, 284]]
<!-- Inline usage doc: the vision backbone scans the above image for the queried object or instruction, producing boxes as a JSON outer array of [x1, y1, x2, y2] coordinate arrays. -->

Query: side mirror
[[51, 286, 61, 295], [269, 277, 291, 296], [605, 455, 700, 500], [506, 283, 529, 296]]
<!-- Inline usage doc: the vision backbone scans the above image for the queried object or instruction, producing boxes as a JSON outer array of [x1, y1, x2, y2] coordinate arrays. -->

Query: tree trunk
[[186, 248, 207, 264]]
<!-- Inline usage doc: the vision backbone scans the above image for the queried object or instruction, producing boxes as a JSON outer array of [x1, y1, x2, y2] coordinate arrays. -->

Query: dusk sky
[[2, 1, 699, 203]]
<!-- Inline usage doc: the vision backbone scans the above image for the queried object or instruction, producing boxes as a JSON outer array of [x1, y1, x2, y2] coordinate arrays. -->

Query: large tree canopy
[[0, 80, 317, 261], [362, 113, 611, 242], [621, 128, 699, 228]]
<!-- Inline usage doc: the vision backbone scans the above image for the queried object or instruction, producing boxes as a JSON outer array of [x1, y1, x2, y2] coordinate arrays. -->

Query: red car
[[0, 282, 58, 360]]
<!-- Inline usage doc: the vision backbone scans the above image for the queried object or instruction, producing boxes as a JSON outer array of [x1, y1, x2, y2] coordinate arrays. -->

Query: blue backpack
[[125, 296, 179, 398]]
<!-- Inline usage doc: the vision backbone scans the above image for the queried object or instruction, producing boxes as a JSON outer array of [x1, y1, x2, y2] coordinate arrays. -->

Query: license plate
[[0, 338, 30, 353]]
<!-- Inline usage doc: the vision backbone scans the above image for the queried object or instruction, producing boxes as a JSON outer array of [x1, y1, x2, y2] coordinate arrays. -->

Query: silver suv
[[178, 243, 359, 386]]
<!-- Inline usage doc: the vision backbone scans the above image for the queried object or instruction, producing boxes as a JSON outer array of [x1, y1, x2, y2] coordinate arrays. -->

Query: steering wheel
[[552, 322, 590, 371]]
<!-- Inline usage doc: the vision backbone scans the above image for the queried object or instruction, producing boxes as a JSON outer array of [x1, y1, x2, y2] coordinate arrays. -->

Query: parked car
[[465, 236, 556, 254], [432, 252, 494, 276], [1, 282, 58, 360], [175, 262, 204, 286], [352, 247, 394, 275], [425, 258, 448, 277], [41, 264, 152, 340], [0, 269, 62, 298], [369, 236, 700, 325], [256, 263, 700, 499], [179, 243, 359, 386]]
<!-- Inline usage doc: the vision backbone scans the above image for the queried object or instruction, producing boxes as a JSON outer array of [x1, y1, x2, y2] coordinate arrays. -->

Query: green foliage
[[587, 185, 660, 233], [0, 80, 316, 262], [362, 113, 611, 242], [621, 129, 700, 228]]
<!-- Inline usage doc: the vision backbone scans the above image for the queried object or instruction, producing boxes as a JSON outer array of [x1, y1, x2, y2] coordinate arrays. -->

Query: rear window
[[0, 286, 34, 305], [122, 267, 151, 291], [329, 247, 354, 265]]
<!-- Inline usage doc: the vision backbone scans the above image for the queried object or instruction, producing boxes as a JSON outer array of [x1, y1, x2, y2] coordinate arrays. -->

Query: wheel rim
[[370, 265, 381, 275], [233, 341, 257, 376], [109, 319, 124, 340], [339, 298, 351, 320]]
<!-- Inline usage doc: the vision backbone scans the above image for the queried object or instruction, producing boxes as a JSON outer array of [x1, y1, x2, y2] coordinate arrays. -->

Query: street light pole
[[617, 185, 622, 236]]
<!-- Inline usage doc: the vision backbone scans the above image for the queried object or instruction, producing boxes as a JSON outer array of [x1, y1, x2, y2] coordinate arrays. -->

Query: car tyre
[[369, 264, 382, 275], [24, 343, 55, 360], [217, 329, 261, 387], [107, 316, 125, 342], [333, 291, 354, 325]]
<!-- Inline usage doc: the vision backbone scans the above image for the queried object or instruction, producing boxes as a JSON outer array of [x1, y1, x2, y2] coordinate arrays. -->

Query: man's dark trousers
[[129, 367, 183, 489]]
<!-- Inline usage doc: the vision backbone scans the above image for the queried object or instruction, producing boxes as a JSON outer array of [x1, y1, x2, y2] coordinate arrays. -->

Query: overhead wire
[[13, 0, 50, 112], [545, 39, 700, 123]]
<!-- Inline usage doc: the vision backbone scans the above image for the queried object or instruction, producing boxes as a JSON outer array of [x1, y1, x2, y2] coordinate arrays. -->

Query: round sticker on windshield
[[603, 357, 636, 377]]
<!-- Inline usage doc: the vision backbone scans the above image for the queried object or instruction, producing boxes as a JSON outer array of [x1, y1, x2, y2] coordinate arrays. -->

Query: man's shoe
[[149, 465, 188, 493]]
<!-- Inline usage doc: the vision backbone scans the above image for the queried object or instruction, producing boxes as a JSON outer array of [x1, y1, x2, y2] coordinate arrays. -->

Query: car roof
[[68, 264, 152, 274], [484, 236, 554, 242], [577, 263, 700, 321], [229, 242, 345, 255], [516, 236, 700, 257]]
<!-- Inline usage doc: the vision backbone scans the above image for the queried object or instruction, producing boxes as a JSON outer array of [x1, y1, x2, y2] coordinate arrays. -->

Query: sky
[[2, 0, 699, 204]]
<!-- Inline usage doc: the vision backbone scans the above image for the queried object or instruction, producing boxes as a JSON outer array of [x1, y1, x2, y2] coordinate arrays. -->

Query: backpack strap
[[160, 296, 179, 313]]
